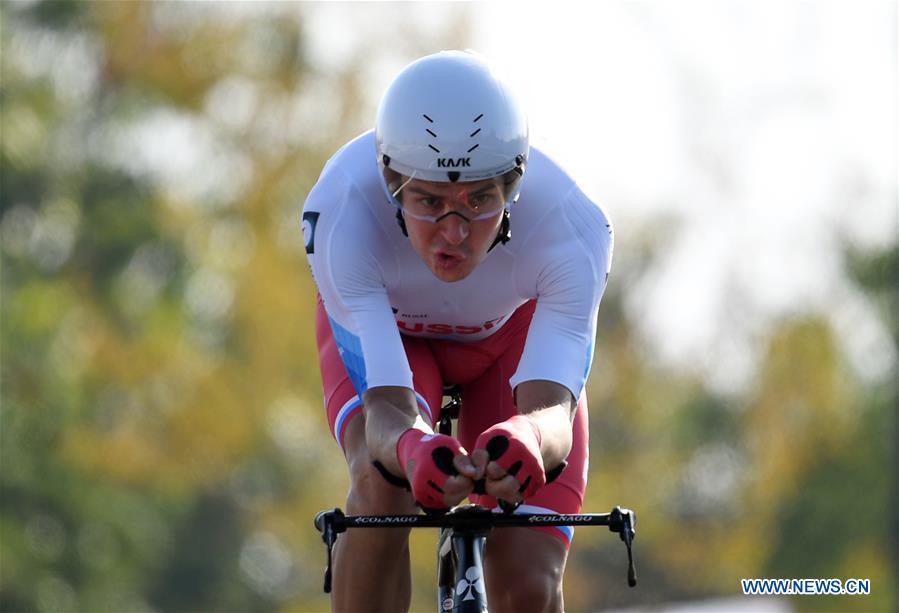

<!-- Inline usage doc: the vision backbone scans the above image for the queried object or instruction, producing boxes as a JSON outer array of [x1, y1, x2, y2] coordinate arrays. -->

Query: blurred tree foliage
[[0, 2, 468, 611], [1, 2, 895, 613]]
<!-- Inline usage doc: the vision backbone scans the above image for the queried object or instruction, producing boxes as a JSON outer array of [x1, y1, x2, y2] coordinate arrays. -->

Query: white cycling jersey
[[302, 131, 613, 399]]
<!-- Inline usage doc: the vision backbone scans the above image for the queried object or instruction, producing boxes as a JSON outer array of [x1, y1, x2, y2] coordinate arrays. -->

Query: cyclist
[[303, 50, 613, 612]]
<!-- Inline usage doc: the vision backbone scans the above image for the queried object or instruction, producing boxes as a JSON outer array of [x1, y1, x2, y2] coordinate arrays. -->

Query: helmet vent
[[473, 114, 483, 122], [467, 144, 479, 153], [424, 115, 439, 152], [469, 128, 481, 137]]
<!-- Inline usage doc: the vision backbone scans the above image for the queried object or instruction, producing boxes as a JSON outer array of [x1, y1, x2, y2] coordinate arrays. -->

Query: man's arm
[[515, 379, 577, 470], [361, 386, 430, 476]]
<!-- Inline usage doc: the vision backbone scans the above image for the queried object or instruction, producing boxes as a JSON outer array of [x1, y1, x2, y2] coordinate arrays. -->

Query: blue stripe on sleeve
[[328, 316, 368, 395], [334, 395, 363, 452], [414, 391, 433, 426]]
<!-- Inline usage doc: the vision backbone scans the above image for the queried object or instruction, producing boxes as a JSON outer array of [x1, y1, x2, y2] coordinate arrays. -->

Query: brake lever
[[609, 506, 637, 587], [314, 509, 347, 593]]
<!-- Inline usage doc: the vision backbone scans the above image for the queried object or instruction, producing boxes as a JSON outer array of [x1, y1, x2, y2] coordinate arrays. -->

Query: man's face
[[400, 177, 505, 282]]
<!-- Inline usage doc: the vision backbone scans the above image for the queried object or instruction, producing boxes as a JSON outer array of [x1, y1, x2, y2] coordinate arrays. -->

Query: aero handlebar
[[314, 504, 637, 591]]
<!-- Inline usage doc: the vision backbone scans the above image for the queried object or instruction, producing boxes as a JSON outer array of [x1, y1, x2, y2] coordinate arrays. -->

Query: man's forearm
[[515, 380, 577, 470], [362, 386, 431, 475], [524, 405, 574, 469]]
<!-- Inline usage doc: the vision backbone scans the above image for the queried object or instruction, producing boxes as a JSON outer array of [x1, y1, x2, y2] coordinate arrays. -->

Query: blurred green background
[[1, 2, 895, 612]]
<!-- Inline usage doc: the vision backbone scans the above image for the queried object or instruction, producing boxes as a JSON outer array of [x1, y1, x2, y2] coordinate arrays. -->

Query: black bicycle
[[314, 388, 637, 612]]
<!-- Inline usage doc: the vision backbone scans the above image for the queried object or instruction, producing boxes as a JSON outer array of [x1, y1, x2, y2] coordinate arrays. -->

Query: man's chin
[[431, 266, 472, 282], [428, 252, 471, 281]]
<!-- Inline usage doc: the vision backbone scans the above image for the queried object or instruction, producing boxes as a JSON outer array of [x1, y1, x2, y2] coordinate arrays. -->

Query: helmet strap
[[395, 208, 409, 236], [487, 209, 511, 252]]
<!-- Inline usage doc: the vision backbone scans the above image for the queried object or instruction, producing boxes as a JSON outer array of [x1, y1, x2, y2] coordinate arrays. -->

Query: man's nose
[[438, 212, 469, 244]]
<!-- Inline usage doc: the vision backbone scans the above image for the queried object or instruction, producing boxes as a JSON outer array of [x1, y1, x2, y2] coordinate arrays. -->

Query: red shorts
[[315, 296, 589, 546]]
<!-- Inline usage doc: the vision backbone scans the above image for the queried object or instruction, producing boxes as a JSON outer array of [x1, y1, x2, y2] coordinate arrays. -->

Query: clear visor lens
[[383, 167, 523, 223]]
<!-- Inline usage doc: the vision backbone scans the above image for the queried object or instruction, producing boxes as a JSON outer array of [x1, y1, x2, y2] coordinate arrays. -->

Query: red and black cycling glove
[[473, 414, 547, 500], [371, 428, 467, 514]]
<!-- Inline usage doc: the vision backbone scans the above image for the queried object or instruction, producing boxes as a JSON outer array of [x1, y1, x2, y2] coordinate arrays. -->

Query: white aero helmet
[[376, 50, 529, 209]]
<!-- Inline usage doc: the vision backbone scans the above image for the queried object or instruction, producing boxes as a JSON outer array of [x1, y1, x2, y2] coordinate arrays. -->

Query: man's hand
[[396, 429, 482, 511], [472, 415, 545, 504]]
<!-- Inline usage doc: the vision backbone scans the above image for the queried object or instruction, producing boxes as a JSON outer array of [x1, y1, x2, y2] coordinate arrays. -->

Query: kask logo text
[[437, 158, 471, 168]]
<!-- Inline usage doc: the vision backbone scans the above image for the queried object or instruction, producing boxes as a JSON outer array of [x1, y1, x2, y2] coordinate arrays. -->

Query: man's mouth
[[434, 250, 465, 269]]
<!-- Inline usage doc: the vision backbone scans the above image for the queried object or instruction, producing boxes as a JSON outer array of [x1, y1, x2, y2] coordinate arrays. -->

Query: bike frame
[[437, 508, 489, 612]]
